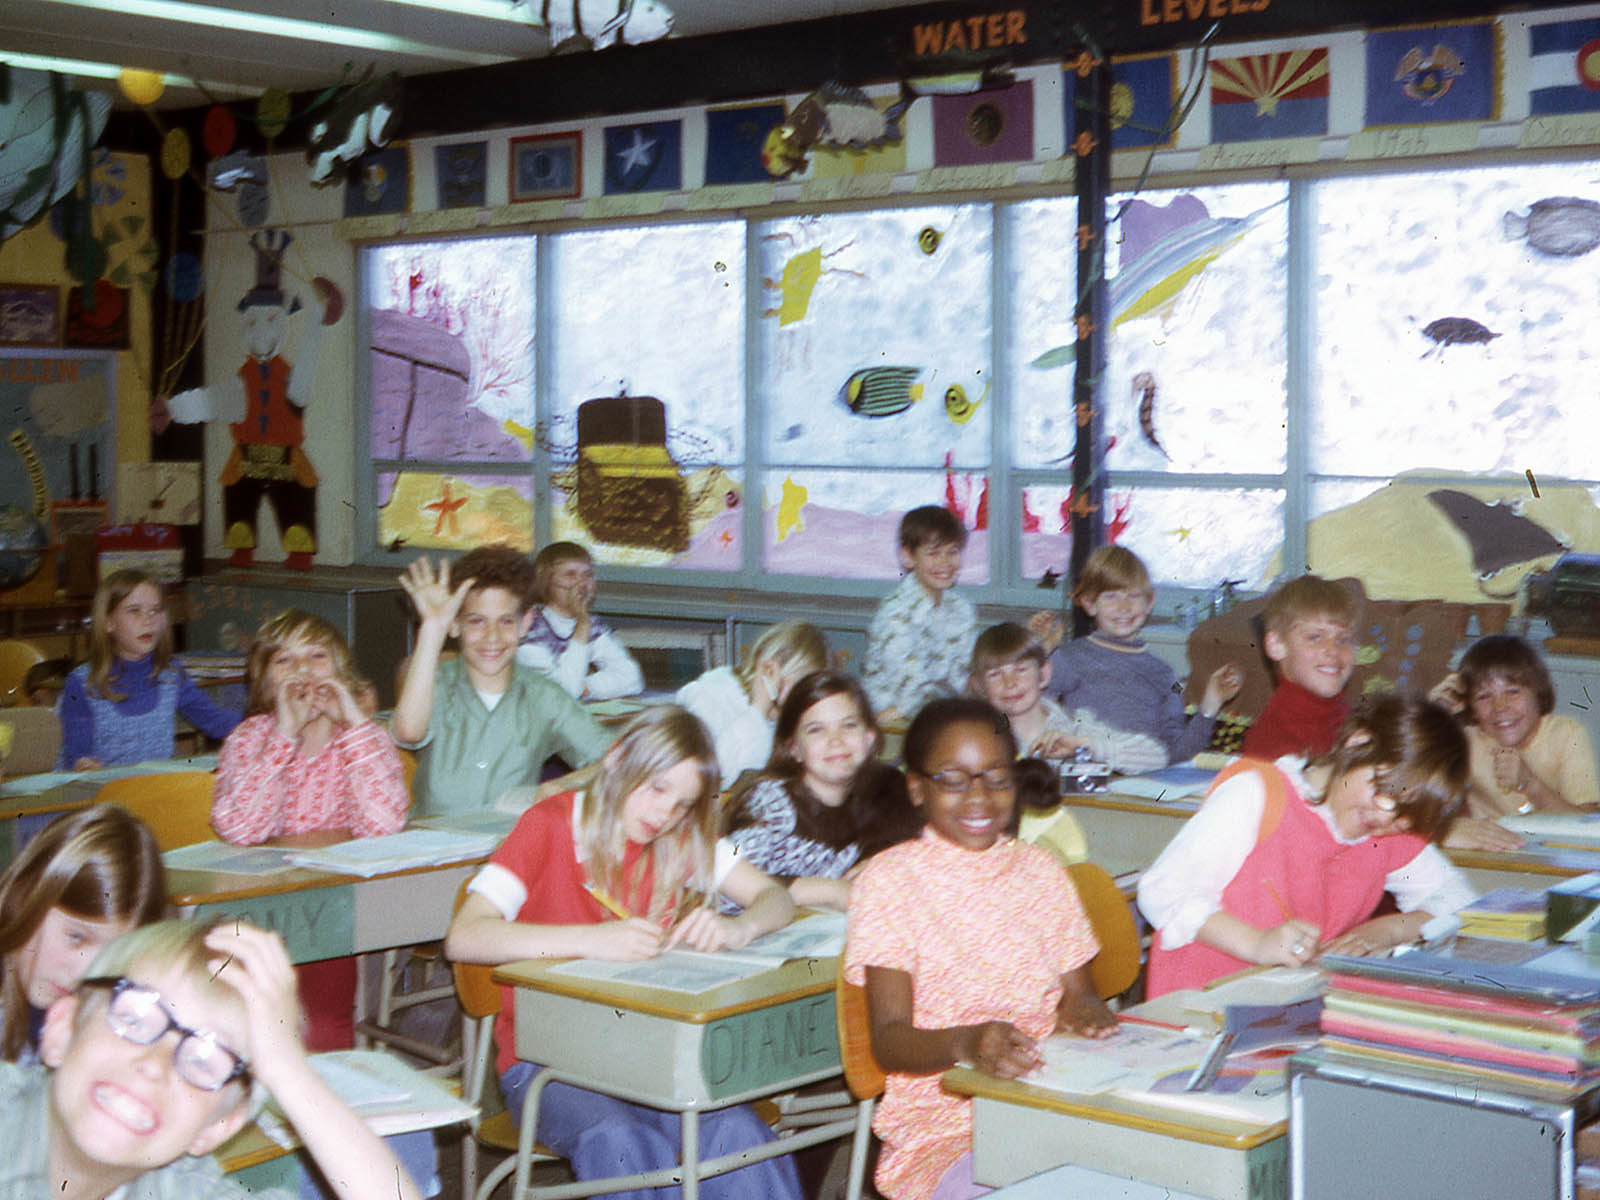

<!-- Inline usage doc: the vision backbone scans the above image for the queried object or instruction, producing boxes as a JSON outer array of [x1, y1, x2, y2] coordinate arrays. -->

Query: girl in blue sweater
[[57, 570, 240, 769]]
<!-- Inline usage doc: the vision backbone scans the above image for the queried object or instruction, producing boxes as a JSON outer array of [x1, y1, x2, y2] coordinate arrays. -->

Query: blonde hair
[[84, 920, 278, 1111], [244, 609, 368, 716], [0, 805, 166, 1060], [1073, 545, 1152, 603], [734, 621, 828, 697], [88, 570, 172, 701], [1262, 575, 1359, 639], [578, 707, 721, 924], [532, 542, 593, 603]]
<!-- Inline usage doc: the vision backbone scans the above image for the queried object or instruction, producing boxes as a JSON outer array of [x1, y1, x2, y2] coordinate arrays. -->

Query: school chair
[[0, 638, 45, 707], [833, 966, 884, 1200], [93, 770, 217, 851], [449, 887, 560, 1200], [1066, 860, 1143, 1004]]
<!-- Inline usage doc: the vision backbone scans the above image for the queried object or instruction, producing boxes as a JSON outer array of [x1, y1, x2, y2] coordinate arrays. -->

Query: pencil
[[1263, 878, 1294, 923], [584, 883, 631, 921]]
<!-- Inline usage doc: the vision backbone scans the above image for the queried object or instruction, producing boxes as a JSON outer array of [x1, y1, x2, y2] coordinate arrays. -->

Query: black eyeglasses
[[921, 767, 1017, 796], [79, 976, 251, 1092]]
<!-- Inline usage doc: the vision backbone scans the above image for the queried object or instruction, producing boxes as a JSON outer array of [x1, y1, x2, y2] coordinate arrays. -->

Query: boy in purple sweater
[[1044, 546, 1242, 768]]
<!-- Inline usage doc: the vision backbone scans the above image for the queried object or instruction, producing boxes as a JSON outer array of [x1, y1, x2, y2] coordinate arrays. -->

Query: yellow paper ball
[[119, 68, 166, 106], [257, 89, 291, 138]]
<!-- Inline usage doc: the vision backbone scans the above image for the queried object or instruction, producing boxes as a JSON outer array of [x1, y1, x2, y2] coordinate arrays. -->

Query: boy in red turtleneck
[[1241, 576, 1358, 760]]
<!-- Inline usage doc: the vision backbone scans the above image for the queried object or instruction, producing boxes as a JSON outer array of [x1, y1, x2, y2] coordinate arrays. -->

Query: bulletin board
[[0, 350, 116, 519]]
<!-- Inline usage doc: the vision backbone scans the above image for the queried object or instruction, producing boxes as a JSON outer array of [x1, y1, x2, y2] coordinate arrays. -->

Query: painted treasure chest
[[575, 394, 689, 553]]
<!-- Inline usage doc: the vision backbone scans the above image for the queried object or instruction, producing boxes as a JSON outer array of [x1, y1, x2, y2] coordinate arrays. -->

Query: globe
[[0, 504, 48, 591]]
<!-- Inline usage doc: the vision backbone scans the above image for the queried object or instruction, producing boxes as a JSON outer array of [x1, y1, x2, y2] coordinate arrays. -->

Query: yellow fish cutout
[[944, 380, 988, 425], [777, 247, 822, 326], [502, 417, 534, 451], [776, 476, 809, 542]]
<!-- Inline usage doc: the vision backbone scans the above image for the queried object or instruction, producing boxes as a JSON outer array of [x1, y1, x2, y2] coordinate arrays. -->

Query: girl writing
[[845, 698, 1116, 1200], [445, 705, 804, 1200], [57, 570, 239, 770], [1433, 634, 1599, 817], [1138, 694, 1476, 998], [0, 804, 165, 1062], [211, 609, 407, 846], [675, 619, 828, 783], [726, 670, 918, 910]]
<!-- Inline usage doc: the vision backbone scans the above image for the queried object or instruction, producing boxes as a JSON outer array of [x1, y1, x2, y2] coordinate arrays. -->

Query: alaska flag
[[603, 120, 682, 194], [1365, 23, 1498, 126], [706, 103, 785, 185], [1210, 49, 1330, 142], [1527, 16, 1600, 116], [932, 80, 1033, 166]]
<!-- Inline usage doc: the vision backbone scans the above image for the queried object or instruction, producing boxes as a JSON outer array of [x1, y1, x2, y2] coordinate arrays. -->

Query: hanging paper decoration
[[203, 106, 236, 158], [257, 89, 291, 139], [160, 128, 191, 180], [117, 68, 165, 106], [306, 71, 402, 184], [0, 66, 112, 242]]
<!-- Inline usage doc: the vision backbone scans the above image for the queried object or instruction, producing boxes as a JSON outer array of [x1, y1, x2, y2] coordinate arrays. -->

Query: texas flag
[[1210, 48, 1330, 142], [1526, 16, 1600, 116]]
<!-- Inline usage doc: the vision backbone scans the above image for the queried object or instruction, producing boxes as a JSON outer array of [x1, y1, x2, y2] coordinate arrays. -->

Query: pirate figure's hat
[[237, 230, 302, 312]]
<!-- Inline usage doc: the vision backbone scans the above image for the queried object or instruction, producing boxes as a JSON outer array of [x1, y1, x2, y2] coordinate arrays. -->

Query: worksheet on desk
[[1031, 1023, 1213, 1095], [550, 951, 777, 994]]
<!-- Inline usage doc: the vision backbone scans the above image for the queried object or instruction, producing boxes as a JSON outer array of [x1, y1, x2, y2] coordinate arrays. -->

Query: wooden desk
[[945, 1063, 1287, 1200], [493, 955, 853, 1200], [1063, 790, 1600, 894]]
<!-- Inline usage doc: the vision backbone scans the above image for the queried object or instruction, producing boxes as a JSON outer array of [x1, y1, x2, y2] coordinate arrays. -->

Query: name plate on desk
[[701, 992, 837, 1100], [189, 886, 355, 963]]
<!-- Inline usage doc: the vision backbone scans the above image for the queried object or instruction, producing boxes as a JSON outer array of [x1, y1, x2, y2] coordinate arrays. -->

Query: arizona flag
[[1210, 49, 1330, 142], [1527, 16, 1600, 116]]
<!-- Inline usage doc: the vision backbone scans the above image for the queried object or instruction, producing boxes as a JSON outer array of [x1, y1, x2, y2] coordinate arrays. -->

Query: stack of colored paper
[[1317, 945, 1600, 1094], [1457, 887, 1548, 941]]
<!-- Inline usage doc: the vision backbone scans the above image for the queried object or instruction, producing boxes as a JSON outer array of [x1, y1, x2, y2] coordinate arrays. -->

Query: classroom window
[[355, 157, 1600, 606]]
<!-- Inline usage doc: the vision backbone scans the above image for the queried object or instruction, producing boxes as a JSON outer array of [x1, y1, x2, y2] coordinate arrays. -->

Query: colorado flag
[[1527, 16, 1600, 116]]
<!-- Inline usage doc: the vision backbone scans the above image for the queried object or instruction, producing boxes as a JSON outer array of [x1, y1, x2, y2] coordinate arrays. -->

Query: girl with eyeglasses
[[0, 804, 166, 1065], [843, 698, 1116, 1200], [1138, 694, 1477, 998]]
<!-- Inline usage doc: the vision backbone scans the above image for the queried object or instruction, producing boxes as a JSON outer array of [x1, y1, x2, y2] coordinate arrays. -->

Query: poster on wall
[[0, 351, 115, 588]]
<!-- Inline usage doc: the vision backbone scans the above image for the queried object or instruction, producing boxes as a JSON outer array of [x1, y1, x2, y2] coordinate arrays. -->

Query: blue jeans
[[500, 1061, 802, 1200]]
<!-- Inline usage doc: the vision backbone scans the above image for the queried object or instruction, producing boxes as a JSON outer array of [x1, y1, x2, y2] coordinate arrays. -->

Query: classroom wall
[[0, 152, 153, 475]]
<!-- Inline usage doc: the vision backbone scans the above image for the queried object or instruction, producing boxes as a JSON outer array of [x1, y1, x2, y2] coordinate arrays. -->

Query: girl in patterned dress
[[844, 698, 1117, 1200], [725, 670, 917, 910], [210, 609, 407, 1050]]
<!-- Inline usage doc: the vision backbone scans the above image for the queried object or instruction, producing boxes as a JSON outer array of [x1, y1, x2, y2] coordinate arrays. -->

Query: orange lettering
[[912, 22, 944, 55], [1210, 0, 1226, 14], [1163, 0, 1181, 20], [1252, 0, 1269, 10], [1231, 0, 1250, 11], [1006, 9, 1026, 42], [1140, 0, 1159, 23], [966, 16, 985, 46], [1185, 0, 1205, 18], [947, 19, 968, 50], [986, 13, 1003, 46]]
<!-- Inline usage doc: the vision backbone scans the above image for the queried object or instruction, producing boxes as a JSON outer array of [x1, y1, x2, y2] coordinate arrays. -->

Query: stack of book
[[1317, 945, 1600, 1096], [1456, 887, 1548, 941]]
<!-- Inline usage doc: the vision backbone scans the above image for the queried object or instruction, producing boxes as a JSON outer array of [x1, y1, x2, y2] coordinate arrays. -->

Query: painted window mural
[[368, 235, 536, 551], [546, 221, 745, 570], [758, 205, 992, 581], [357, 159, 1600, 604]]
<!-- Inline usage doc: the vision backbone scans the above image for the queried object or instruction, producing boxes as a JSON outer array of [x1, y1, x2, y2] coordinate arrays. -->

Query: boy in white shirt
[[516, 542, 643, 701]]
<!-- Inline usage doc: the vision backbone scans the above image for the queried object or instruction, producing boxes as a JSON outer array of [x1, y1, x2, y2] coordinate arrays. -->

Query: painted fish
[[762, 83, 909, 179], [944, 380, 987, 425], [538, 0, 673, 53], [901, 53, 1015, 97], [1132, 371, 1167, 458], [0, 66, 111, 240], [1422, 317, 1499, 350], [1030, 198, 1284, 369], [1503, 196, 1600, 258], [306, 71, 400, 185], [841, 367, 923, 417]]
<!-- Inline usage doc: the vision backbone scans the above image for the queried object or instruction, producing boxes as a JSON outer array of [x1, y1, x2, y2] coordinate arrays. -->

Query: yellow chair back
[[94, 770, 217, 851], [1066, 860, 1143, 1001]]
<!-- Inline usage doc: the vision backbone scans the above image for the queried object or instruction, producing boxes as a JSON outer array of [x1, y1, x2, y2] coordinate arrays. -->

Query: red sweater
[[1241, 679, 1350, 760]]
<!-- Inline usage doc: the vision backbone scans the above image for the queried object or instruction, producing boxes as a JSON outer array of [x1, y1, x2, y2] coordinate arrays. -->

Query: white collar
[[542, 606, 578, 636]]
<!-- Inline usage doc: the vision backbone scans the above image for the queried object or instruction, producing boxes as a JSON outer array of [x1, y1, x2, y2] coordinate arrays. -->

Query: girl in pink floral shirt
[[845, 699, 1116, 1200], [212, 610, 407, 846]]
